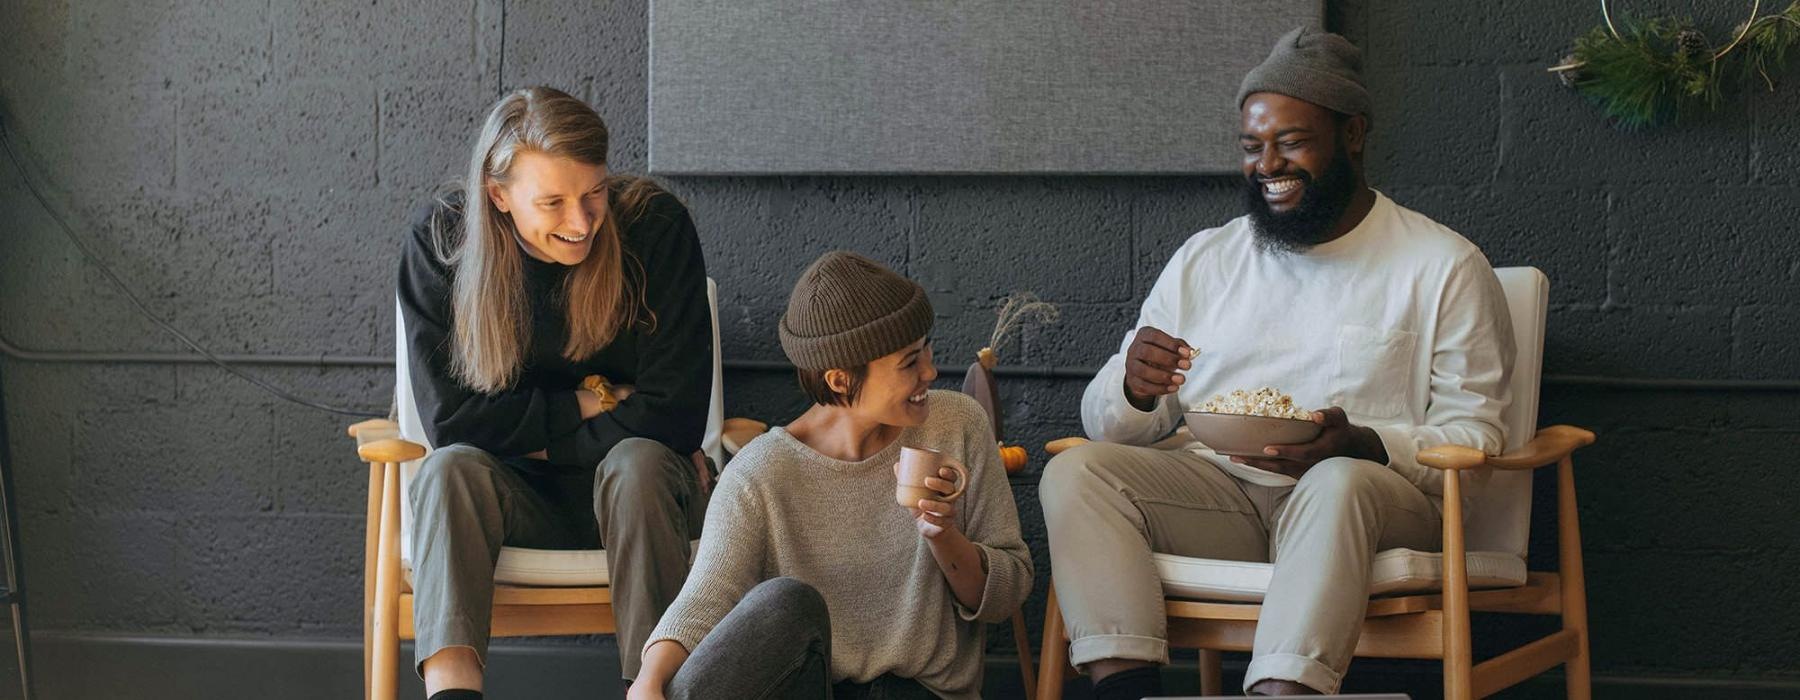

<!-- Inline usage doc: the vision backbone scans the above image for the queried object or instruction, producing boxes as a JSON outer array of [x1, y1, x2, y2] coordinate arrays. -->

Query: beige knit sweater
[[647, 391, 1033, 698]]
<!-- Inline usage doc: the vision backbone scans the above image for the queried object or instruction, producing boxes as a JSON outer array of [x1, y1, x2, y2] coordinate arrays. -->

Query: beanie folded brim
[[1236, 62, 1370, 119], [779, 283, 934, 371], [1235, 26, 1371, 124]]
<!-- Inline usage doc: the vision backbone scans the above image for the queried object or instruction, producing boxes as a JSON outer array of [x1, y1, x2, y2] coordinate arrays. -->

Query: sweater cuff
[[643, 629, 700, 657], [1369, 423, 1431, 492], [957, 543, 1018, 624], [544, 391, 585, 466], [1109, 364, 1167, 419], [1092, 364, 1171, 444]]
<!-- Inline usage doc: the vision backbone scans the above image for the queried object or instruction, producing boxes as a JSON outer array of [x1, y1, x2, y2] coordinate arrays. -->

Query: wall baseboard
[[21, 632, 1800, 699]]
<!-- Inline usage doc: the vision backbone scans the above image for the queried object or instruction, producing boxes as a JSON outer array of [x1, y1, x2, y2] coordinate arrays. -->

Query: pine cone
[[1557, 53, 1584, 88], [1676, 29, 1709, 58]]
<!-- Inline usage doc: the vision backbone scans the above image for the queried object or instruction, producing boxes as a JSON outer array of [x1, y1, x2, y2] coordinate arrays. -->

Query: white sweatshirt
[[1082, 192, 1515, 496]]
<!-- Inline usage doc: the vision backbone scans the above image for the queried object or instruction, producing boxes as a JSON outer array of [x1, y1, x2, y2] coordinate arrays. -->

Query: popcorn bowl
[[1182, 411, 1323, 458]]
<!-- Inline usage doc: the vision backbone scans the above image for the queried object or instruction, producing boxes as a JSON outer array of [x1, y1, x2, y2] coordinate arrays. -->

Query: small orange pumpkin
[[999, 444, 1028, 473]]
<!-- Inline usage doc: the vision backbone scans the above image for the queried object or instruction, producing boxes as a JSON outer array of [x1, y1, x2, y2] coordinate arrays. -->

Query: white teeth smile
[[907, 392, 927, 404], [553, 233, 588, 243], [1264, 178, 1302, 195]]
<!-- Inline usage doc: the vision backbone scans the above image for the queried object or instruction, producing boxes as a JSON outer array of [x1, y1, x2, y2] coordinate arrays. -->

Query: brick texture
[[0, 0, 1796, 686]]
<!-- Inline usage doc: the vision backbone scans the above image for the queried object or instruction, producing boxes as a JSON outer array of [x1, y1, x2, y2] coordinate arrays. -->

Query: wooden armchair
[[348, 279, 727, 700], [1033, 267, 1596, 700]]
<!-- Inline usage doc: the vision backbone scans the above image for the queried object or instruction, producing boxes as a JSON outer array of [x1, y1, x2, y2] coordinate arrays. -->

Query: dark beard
[[1241, 146, 1359, 254]]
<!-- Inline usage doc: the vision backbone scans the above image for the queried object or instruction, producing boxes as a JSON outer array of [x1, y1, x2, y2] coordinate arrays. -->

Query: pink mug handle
[[896, 456, 969, 503], [937, 459, 969, 503]]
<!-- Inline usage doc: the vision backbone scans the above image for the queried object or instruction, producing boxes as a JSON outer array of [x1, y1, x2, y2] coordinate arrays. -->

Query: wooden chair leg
[[1036, 585, 1071, 700], [1012, 611, 1037, 699], [1199, 649, 1223, 696], [1558, 457, 1592, 700], [364, 464, 381, 700], [372, 462, 403, 700], [1442, 471, 1473, 700]]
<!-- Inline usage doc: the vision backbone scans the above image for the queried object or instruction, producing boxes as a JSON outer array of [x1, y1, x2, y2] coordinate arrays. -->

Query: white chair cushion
[[491, 547, 614, 587], [1155, 549, 1528, 603], [404, 540, 699, 587]]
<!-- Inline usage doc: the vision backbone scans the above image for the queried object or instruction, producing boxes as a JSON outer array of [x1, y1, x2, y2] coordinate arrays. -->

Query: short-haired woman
[[632, 252, 1033, 700]]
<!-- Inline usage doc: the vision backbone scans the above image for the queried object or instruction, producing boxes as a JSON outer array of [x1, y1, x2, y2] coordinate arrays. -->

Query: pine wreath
[[1549, 0, 1800, 128]]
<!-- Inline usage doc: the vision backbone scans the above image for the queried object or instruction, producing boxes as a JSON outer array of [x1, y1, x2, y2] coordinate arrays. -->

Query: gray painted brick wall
[[1, 0, 1796, 688]]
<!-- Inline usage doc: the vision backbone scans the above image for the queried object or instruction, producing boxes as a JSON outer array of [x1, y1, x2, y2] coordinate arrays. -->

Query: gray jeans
[[665, 577, 934, 700], [408, 438, 707, 680]]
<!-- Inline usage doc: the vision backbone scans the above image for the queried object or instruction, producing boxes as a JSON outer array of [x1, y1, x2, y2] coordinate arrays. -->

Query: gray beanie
[[779, 251, 934, 371], [1236, 26, 1370, 120]]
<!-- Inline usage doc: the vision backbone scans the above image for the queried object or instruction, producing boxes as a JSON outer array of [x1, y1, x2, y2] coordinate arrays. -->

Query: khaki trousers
[[1039, 442, 1440, 693], [408, 439, 707, 680]]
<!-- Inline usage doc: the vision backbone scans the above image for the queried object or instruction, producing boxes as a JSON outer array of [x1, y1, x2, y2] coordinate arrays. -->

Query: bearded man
[[1039, 26, 1516, 698]]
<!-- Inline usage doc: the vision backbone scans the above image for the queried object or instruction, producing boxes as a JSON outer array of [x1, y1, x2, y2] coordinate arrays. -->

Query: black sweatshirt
[[397, 188, 712, 473]]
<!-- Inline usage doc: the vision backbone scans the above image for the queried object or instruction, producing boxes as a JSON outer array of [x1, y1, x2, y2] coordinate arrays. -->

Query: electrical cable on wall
[[0, 113, 385, 418]]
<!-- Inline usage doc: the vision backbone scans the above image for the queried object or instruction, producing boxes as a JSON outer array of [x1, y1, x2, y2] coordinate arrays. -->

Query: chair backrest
[[392, 278, 725, 561], [1462, 267, 1547, 559]]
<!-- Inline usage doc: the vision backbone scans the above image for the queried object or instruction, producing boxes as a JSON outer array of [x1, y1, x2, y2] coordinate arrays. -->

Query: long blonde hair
[[433, 86, 662, 393]]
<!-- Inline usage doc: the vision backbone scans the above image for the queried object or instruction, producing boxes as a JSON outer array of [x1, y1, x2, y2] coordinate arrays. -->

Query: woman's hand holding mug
[[895, 446, 968, 540]]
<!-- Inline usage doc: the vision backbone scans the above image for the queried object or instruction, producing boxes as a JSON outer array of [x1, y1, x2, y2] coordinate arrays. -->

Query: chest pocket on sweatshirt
[[1330, 324, 1418, 419]]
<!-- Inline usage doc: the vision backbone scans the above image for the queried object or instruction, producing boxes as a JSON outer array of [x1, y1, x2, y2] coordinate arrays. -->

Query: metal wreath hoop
[[1550, 0, 1768, 75], [1600, 0, 1762, 58]]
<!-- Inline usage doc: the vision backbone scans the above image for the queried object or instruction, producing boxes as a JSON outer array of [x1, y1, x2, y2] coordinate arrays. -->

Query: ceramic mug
[[894, 446, 969, 509]]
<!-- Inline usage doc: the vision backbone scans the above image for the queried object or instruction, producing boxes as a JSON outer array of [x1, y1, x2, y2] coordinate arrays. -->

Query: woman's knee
[[743, 577, 829, 632], [410, 444, 503, 512], [595, 437, 685, 500]]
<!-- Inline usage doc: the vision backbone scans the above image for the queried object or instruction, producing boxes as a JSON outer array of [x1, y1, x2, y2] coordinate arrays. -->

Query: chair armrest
[[1045, 426, 1192, 456], [347, 418, 398, 439], [1418, 425, 1596, 472], [721, 417, 769, 456], [359, 438, 427, 464], [1044, 437, 1089, 455], [348, 418, 401, 457], [1485, 425, 1596, 469]]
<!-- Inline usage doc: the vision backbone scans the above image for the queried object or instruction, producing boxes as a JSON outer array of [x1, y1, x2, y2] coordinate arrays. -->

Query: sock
[[427, 690, 482, 700], [1092, 666, 1163, 700]]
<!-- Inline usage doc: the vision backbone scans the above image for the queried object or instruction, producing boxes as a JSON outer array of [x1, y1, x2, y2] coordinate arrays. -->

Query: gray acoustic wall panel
[[648, 2, 1323, 175]]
